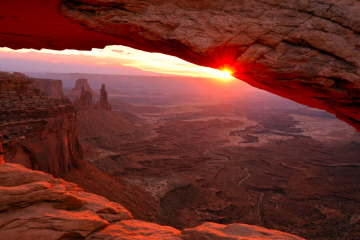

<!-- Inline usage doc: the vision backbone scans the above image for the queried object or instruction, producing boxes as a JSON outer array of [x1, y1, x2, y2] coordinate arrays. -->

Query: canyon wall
[[0, 72, 82, 176], [0, 163, 304, 240], [1, 0, 360, 131], [33, 78, 66, 99]]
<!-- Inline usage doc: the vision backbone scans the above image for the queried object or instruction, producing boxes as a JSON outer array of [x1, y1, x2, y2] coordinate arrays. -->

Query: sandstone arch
[[1, 0, 360, 131]]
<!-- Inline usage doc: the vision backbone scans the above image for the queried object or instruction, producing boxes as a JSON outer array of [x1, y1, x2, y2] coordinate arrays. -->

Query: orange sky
[[0, 46, 236, 80]]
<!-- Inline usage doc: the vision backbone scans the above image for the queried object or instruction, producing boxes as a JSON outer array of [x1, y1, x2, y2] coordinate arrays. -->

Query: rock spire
[[97, 84, 111, 110], [74, 86, 94, 110]]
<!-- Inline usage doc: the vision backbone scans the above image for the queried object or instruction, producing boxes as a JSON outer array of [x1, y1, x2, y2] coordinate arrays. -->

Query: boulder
[[0, 163, 133, 239], [87, 219, 181, 240]]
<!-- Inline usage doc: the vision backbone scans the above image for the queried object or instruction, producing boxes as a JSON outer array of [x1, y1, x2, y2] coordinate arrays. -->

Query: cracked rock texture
[[0, 163, 303, 240], [1, 0, 359, 131]]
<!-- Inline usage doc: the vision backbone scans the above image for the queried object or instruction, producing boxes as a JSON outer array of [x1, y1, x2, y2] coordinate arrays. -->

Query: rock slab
[[0, 163, 304, 240]]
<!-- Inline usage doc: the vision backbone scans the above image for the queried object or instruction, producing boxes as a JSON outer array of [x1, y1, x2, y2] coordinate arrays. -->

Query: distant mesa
[[0, 71, 43, 97], [0, 71, 65, 99], [33, 78, 65, 99], [67, 78, 98, 98]]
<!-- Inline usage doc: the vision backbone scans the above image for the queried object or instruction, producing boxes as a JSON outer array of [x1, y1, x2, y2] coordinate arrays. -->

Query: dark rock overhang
[[1, 0, 360, 131]]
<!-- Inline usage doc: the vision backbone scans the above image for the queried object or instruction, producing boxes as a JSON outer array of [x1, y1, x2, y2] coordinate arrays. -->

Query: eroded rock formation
[[68, 78, 98, 99], [0, 72, 82, 176], [96, 84, 111, 110], [0, 163, 304, 240], [1, 0, 360, 131], [74, 86, 94, 110], [74, 82, 112, 111]]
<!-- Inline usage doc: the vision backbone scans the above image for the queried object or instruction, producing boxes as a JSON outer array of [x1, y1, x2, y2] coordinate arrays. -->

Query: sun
[[215, 69, 233, 80]]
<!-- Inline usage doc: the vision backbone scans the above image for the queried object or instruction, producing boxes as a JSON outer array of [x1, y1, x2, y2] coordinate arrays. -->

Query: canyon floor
[[53, 74, 360, 240]]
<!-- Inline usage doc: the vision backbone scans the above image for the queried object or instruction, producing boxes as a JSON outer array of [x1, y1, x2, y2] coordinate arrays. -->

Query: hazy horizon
[[0, 46, 236, 79]]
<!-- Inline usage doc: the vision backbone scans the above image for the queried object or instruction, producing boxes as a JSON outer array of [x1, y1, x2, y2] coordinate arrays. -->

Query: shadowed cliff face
[[0, 72, 82, 176], [1, 0, 360, 131]]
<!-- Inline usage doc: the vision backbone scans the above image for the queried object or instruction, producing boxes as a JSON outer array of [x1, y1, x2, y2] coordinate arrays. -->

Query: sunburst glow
[[0, 46, 238, 82], [214, 69, 234, 80]]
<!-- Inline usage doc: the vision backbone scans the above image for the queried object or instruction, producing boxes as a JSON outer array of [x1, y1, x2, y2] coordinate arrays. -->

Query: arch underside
[[1, 0, 359, 131]]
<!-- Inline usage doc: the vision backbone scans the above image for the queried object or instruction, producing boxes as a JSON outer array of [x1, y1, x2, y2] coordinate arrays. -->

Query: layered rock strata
[[0, 72, 82, 176], [33, 78, 66, 99], [2, 1, 359, 131], [0, 163, 304, 240]]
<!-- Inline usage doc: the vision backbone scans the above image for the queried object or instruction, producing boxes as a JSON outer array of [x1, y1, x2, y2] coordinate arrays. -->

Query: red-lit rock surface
[[1, 0, 360, 131], [0, 72, 82, 176], [0, 163, 303, 240], [181, 222, 303, 240], [0, 163, 132, 240]]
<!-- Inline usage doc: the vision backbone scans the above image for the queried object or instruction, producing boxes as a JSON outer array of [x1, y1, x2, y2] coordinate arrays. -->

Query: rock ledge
[[0, 163, 303, 240]]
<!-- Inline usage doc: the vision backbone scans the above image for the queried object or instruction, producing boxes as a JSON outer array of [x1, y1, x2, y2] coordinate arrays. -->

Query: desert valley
[[1, 71, 359, 239], [1, 1, 360, 239]]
